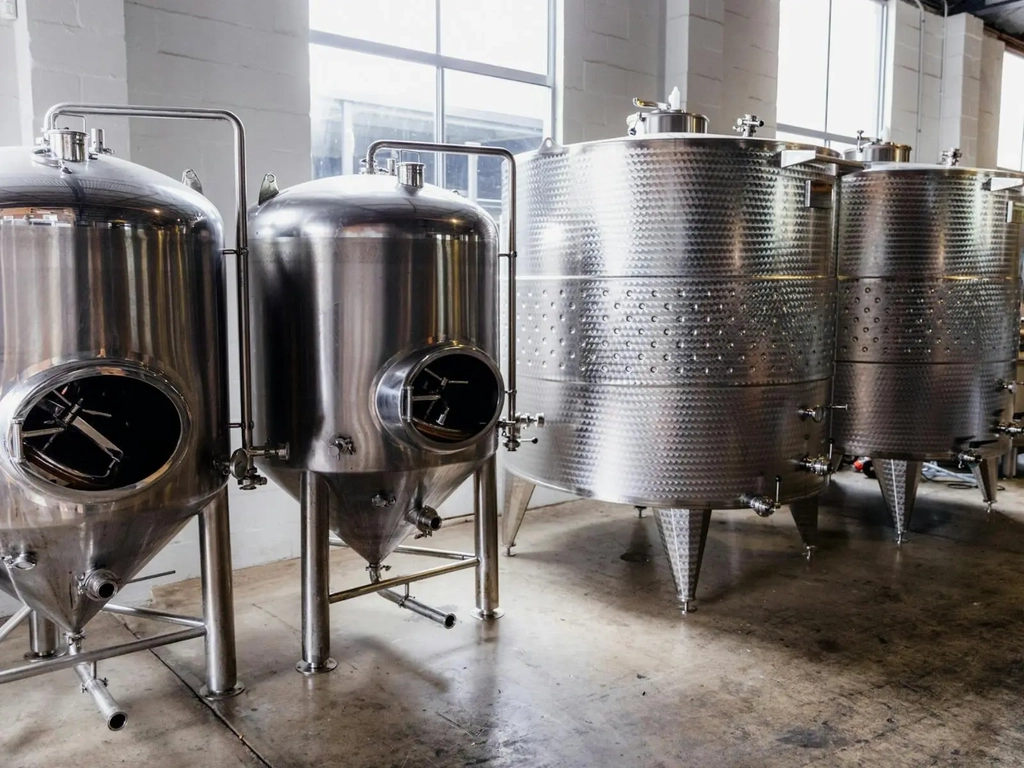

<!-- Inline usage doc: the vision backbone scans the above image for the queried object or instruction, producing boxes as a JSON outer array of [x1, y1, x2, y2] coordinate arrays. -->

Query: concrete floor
[[4, 468, 1024, 767]]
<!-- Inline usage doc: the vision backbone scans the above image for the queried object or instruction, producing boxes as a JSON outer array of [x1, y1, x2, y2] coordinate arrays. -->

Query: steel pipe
[[472, 455, 503, 620], [101, 604, 205, 630], [69, 643, 127, 732], [298, 471, 336, 675], [378, 588, 456, 629], [363, 139, 521, 448], [0, 627, 206, 685], [329, 559, 479, 604], [199, 488, 243, 697], [42, 102, 261, 486], [0, 605, 31, 644]]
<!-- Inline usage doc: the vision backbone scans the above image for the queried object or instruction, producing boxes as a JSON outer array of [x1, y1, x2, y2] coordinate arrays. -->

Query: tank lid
[[627, 89, 709, 136], [842, 130, 912, 164]]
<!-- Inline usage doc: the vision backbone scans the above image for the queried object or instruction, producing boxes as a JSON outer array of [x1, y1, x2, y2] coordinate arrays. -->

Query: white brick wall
[[0, 20, 18, 144], [938, 12, 984, 166], [978, 33, 1004, 169], [561, 0, 665, 143], [124, 0, 312, 583]]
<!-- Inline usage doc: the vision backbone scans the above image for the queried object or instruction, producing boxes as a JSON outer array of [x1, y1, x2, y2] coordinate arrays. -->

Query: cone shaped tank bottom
[[0, 505, 196, 633], [654, 509, 712, 615], [274, 460, 487, 566], [875, 459, 923, 544]]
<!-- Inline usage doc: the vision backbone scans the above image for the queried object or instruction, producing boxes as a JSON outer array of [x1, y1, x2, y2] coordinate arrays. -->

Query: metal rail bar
[[101, 604, 205, 630], [0, 605, 31, 644], [0, 627, 206, 685], [328, 537, 475, 561], [328, 559, 479, 604], [41, 102, 261, 487], [364, 139, 521, 448]]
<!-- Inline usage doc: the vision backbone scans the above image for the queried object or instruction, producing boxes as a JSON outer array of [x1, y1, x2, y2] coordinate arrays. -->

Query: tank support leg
[[297, 472, 337, 674], [1002, 447, 1018, 479], [199, 487, 244, 698], [876, 459, 922, 545], [25, 611, 62, 660], [970, 457, 999, 512], [502, 471, 536, 556], [655, 509, 712, 616], [789, 497, 819, 559], [472, 456, 504, 620]]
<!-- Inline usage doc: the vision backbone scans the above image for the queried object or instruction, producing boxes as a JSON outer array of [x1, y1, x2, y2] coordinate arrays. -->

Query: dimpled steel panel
[[506, 136, 838, 508], [832, 166, 1024, 458]]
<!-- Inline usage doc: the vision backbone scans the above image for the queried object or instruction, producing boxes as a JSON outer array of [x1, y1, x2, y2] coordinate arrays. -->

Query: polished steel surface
[[297, 471, 336, 676], [505, 135, 839, 509], [250, 173, 502, 565], [832, 164, 1024, 460], [0, 144, 229, 633], [42, 102, 269, 489]]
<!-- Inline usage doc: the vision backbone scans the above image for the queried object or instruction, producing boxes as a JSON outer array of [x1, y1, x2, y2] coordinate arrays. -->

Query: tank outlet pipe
[[378, 587, 456, 629], [40, 103, 285, 490], [69, 642, 127, 731], [404, 506, 442, 537], [78, 569, 120, 602], [363, 139, 544, 451], [956, 449, 983, 467], [744, 476, 783, 517], [995, 422, 1024, 437]]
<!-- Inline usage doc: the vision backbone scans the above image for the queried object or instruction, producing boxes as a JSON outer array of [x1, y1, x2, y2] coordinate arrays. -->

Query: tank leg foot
[[474, 456, 503, 620], [789, 497, 819, 559], [969, 457, 998, 512], [199, 488, 244, 699], [655, 509, 712, 616], [876, 459, 922, 545], [297, 472, 336, 675], [501, 471, 535, 557]]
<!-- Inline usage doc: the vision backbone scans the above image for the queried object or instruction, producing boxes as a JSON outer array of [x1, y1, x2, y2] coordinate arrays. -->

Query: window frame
[[776, 0, 888, 148], [309, 0, 557, 186]]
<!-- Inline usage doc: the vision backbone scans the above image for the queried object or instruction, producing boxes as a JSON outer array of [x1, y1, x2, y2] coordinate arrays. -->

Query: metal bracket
[[777, 149, 865, 175]]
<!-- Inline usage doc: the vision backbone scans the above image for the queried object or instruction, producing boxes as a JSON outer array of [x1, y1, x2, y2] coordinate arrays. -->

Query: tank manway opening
[[407, 354, 502, 444], [18, 375, 182, 491]]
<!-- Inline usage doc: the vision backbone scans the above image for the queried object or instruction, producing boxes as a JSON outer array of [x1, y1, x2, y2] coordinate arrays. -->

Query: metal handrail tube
[[0, 605, 31, 644], [328, 558, 479, 604], [101, 603, 205, 629], [0, 627, 206, 685], [364, 139, 520, 447], [378, 588, 456, 628], [41, 102, 260, 484]]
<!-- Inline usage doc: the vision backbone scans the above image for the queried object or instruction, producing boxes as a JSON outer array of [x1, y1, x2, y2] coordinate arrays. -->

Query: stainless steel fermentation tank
[[832, 154, 1024, 541], [0, 103, 266, 728], [503, 98, 850, 614], [250, 142, 538, 673]]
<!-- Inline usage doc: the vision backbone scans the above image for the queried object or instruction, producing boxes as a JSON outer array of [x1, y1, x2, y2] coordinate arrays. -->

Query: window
[[998, 50, 1024, 170], [309, 0, 555, 221], [776, 0, 887, 147]]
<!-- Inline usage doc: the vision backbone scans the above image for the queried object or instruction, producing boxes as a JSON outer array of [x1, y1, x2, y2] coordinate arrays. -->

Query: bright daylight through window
[[776, 0, 886, 151], [997, 49, 1024, 170], [309, 0, 554, 223]]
